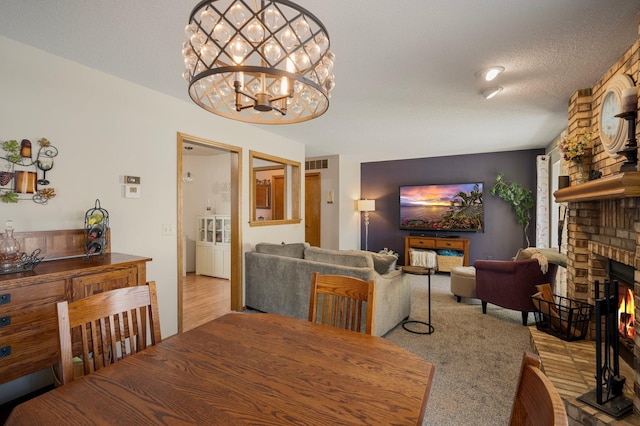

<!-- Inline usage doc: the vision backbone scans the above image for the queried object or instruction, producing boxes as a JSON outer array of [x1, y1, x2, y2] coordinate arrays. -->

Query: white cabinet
[[196, 243, 215, 276], [196, 215, 230, 279], [215, 216, 231, 244], [213, 246, 230, 279]]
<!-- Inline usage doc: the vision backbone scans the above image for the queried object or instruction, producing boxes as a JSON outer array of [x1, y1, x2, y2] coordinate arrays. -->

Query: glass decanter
[[0, 220, 22, 271]]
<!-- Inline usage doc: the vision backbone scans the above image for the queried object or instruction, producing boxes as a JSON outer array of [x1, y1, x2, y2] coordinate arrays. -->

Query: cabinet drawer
[[0, 303, 58, 337], [435, 240, 465, 250], [0, 279, 65, 309], [0, 304, 59, 383], [408, 238, 436, 248], [71, 267, 138, 300]]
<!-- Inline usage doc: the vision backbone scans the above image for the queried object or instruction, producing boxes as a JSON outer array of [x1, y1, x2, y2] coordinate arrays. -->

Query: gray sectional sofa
[[245, 243, 410, 337]]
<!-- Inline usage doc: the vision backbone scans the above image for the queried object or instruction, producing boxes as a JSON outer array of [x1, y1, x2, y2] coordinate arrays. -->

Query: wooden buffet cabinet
[[0, 229, 151, 385], [404, 235, 470, 266]]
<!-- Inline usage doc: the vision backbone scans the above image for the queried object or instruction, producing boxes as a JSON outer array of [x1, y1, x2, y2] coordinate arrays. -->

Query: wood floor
[[182, 272, 231, 332]]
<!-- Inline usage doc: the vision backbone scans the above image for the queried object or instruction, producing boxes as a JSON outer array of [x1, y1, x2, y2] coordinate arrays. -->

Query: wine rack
[[83, 199, 109, 256]]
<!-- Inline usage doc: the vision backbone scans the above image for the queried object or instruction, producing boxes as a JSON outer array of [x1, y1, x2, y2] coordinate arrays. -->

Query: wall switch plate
[[125, 176, 140, 184], [161, 224, 173, 236]]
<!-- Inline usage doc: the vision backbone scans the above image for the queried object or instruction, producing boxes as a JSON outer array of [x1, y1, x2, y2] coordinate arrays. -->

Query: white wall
[[303, 154, 361, 250], [306, 155, 339, 249], [0, 36, 309, 401], [338, 155, 361, 250]]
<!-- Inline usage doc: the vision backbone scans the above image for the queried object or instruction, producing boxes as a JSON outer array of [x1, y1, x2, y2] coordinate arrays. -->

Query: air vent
[[305, 159, 328, 170]]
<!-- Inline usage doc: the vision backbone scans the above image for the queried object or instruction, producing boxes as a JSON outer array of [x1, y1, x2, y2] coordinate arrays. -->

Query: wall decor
[[1, 137, 59, 204], [599, 74, 634, 160]]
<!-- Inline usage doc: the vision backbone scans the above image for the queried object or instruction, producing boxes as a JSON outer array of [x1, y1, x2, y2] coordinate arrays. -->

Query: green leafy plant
[[490, 173, 534, 247]]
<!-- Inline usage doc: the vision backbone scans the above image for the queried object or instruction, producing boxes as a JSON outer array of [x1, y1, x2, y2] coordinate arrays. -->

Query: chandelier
[[182, 0, 335, 124]]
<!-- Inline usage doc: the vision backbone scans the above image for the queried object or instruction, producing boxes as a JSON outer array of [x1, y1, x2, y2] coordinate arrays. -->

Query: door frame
[[177, 132, 242, 333]]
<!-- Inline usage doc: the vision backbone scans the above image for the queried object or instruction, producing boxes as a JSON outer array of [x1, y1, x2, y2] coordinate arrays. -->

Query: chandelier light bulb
[[199, 9, 217, 32], [263, 7, 284, 30], [228, 3, 248, 26], [213, 21, 232, 44], [229, 37, 250, 64], [263, 39, 283, 64], [200, 44, 218, 65], [246, 20, 265, 43], [280, 28, 297, 51], [294, 19, 310, 39]]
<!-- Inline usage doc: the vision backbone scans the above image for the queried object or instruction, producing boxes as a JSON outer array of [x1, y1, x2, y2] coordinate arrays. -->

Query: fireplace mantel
[[554, 172, 640, 203]]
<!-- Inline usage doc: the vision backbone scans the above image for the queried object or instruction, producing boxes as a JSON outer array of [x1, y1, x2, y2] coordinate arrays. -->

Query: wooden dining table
[[6, 313, 435, 425]]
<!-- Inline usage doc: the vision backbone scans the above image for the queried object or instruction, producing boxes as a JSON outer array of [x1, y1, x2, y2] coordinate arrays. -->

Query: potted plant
[[557, 131, 592, 184], [490, 173, 534, 247]]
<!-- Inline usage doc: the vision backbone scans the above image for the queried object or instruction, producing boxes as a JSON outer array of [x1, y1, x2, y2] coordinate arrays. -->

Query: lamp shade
[[357, 199, 375, 212]]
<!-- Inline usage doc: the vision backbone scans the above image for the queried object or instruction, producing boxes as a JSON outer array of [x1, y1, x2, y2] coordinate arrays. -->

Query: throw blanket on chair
[[515, 248, 567, 274]]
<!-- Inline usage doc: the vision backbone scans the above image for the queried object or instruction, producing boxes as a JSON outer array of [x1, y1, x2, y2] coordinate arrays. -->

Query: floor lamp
[[357, 199, 376, 251]]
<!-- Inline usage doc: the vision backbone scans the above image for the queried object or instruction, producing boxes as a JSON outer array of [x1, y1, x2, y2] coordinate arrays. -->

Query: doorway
[[305, 173, 321, 247], [177, 133, 242, 333]]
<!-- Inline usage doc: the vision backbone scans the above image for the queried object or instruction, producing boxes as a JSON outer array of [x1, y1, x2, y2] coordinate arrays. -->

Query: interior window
[[249, 151, 301, 226]]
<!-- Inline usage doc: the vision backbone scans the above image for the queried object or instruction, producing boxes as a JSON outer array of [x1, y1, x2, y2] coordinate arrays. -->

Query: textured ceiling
[[1, 1, 639, 162]]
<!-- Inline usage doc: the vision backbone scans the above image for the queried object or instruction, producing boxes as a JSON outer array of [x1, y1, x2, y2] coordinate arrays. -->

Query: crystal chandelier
[[182, 0, 335, 124]]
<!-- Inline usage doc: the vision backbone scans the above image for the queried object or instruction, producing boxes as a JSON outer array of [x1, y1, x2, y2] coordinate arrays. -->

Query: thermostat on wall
[[124, 184, 141, 199]]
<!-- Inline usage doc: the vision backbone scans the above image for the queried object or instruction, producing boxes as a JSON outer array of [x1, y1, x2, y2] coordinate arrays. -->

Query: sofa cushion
[[304, 247, 373, 268], [255, 242, 308, 259], [370, 252, 398, 275]]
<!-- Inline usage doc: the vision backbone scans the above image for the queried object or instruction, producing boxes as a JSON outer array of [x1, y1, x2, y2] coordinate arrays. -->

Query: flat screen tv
[[399, 183, 484, 232]]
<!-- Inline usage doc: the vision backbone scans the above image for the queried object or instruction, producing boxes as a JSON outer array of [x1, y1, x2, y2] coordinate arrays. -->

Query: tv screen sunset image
[[400, 183, 484, 232]]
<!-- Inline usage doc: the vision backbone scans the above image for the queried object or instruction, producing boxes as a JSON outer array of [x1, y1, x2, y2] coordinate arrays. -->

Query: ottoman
[[450, 266, 476, 302]]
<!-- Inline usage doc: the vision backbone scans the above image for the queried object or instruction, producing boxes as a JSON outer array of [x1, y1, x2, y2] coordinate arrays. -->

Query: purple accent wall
[[360, 149, 543, 265]]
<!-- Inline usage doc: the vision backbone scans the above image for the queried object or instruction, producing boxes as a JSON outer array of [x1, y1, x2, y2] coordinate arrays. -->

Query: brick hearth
[[554, 182, 640, 423], [531, 328, 637, 425]]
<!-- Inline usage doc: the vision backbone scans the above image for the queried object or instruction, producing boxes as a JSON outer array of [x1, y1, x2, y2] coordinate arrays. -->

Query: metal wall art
[[1, 138, 58, 204]]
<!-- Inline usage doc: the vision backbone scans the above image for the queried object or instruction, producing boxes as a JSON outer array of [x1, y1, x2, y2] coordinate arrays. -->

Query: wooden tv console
[[404, 235, 470, 266]]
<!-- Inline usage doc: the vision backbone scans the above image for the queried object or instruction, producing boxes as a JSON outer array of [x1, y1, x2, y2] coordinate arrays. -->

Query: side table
[[402, 265, 435, 335]]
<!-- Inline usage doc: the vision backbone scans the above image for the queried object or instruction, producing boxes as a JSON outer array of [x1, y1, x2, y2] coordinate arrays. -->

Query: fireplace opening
[[610, 260, 635, 366]]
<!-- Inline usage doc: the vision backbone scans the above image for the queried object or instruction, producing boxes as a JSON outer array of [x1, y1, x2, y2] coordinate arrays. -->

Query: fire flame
[[618, 288, 635, 339]]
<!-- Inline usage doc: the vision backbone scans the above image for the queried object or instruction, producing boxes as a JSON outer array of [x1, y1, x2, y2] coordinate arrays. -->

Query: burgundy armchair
[[474, 258, 558, 326]]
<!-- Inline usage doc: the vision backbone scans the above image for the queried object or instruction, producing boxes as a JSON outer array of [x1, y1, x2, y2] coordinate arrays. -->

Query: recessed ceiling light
[[481, 87, 503, 99], [476, 66, 505, 82]]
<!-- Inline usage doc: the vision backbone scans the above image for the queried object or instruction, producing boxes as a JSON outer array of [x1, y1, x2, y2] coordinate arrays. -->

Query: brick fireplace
[[547, 30, 640, 420], [555, 174, 640, 420]]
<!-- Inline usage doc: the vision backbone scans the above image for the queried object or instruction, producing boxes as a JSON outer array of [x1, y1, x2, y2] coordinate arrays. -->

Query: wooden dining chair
[[509, 351, 568, 426], [56, 281, 161, 385], [308, 272, 375, 335]]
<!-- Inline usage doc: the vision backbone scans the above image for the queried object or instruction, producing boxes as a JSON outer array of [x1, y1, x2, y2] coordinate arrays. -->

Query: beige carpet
[[384, 273, 532, 426]]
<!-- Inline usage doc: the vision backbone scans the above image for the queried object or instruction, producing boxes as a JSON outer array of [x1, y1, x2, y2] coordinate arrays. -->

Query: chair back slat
[[308, 272, 375, 335], [56, 281, 161, 385], [509, 351, 568, 426]]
